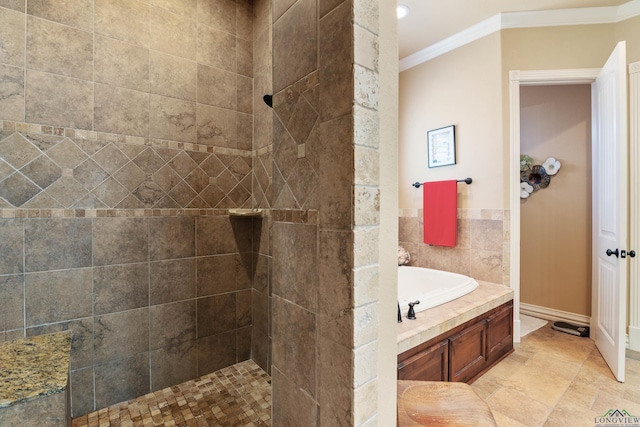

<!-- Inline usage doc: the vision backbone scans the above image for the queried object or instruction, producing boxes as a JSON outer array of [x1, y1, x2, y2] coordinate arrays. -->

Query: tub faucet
[[407, 301, 420, 320]]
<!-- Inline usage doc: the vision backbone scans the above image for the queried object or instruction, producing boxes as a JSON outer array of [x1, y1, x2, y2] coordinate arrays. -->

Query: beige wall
[[399, 32, 503, 210], [616, 15, 640, 63], [520, 85, 592, 316], [378, 0, 399, 423], [399, 17, 640, 317]]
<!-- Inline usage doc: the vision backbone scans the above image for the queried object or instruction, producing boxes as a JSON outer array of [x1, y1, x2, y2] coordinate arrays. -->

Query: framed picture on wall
[[427, 125, 456, 168]]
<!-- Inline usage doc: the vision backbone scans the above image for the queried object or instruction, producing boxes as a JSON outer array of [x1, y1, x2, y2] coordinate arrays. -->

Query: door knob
[[606, 248, 619, 257], [630, 250, 636, 258]]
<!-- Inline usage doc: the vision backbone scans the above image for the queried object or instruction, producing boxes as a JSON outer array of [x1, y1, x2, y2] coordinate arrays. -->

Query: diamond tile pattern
[[270, 75, 319, 209], [71, 360, 271, 427], [0, 131, 252, 209]]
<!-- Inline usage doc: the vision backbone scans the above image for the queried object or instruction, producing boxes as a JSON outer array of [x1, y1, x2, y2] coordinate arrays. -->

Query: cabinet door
[[448, 321, 486, 383], [486, 303, 513, 364], [397, 339, 448, 381]]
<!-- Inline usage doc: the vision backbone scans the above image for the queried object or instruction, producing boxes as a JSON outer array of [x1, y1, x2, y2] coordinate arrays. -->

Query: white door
[[592, 41, 628, 382]]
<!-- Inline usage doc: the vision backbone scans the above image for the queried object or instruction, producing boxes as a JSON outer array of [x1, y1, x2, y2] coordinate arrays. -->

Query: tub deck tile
[[397, 281, 513, 354]]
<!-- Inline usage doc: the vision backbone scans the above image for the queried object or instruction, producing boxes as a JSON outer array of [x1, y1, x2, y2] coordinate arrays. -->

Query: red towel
[[423, 180, 457, 247]]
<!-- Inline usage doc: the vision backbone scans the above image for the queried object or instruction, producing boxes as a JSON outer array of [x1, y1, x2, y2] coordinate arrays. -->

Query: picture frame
[[427, 125, 456, 168]]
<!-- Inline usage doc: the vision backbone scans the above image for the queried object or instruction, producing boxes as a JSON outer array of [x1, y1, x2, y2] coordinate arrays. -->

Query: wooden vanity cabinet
[[448, 320, 486, 382], [486, 303, 514, 365], [397, 300, 513, 384], [397, 339, 448, 381]]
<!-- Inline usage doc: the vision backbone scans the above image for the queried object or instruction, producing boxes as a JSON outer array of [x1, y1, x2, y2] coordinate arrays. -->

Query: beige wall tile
[[355, 187, 380, 226], [318, 230, 354, 347], [196, 330, 236, 375], [149, 0, 196, 17], [196, 104, 237, 147], [0, 64, 24, 122], [25, 268, 92, 326], [0, 6, 25, 67], [27, 0, 93, 32], [272, 367, 318, 426], [93, 217, 149, 266], [272, 222, 318, 311], [470, 249, 503, 283], [237, 112, 253, 151], [94, 83, 150, 137], [95, 0, 150, 48], [272, 296, 316, 395], [94, 352, 149, 408], [236, 0, 252, 41], [1, 274, 24, 331], [149, 95, 197, 143], [94, 263, 149, 315], [319, 1, 353, 121], [150, 6, 196, 60], [354, 146, 379, 186], [25, 70, 93, 129], [197, 0, 236, 34], [197, 24, 236, 72], [149, 51, 197, 102], [318, 115, 354, 229], [24, 217, 92, 271], [0, 0, 24, 11], [353, 377, 378, 425], [95, 35, 150, 92], [237, 37, 253, 77], [354, 25, 378, 72], [237, 75, 253, 114], [354, 104, 379, 149], [150, 300, 196, 349], [150, 340, 197, 391], [94, 308, 149, 364], [417, 244, 470, 275], [318, 335, 354, 424], [70, 367, 94, 416], [354, 301, 378, 348], [150, 258, 196, 305], [197, 64, 237, 109], [27, 16, 93, 81], [272, 0, 317, 92], [470, 218, 503, 251]]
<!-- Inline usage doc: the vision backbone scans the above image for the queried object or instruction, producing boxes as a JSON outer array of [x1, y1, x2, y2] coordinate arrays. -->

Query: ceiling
[[397, 0, 630, 59]]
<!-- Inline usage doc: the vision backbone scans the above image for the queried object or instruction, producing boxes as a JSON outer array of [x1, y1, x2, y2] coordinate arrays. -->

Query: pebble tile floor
[[72, 322, 640, 427], [71, 360, 271, 427]]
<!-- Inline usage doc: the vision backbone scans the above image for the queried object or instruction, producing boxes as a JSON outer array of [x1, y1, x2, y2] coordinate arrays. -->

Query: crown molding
[[399, 0, 640, 72], [399, 15, 501, 72]]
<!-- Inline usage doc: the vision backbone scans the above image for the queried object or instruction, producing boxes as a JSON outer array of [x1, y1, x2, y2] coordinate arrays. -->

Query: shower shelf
[[228, 208, 264, 217]]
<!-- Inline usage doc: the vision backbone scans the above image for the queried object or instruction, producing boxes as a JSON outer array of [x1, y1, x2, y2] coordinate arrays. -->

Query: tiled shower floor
[[71, 360, 271, 427]]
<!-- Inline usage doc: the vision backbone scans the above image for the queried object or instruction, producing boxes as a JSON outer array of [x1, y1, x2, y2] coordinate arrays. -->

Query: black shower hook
[[263, 94, 273, 108]]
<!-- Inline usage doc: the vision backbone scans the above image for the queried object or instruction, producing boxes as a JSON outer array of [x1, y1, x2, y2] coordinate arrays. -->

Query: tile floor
[[71, 322, 640, 427], [472, 323, 640, 426], [71, 360, 271, 427]]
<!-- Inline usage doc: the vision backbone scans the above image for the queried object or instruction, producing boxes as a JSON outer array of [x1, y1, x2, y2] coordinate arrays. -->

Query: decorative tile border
[[1, 120, 253, 158], [0, 208, 320, 220]]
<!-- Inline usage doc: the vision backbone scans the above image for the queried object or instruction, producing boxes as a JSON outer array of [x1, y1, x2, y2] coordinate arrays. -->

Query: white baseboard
[[520, 303, 590, 326], [629, 326, 640, 351]]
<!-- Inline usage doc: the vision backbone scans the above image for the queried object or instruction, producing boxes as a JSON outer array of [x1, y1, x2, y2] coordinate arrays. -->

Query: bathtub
[[398, 266, 479, 317]]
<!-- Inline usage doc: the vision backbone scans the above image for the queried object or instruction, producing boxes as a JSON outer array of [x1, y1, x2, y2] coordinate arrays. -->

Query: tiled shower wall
[[0, 0, 262, 418], [398, 208, 511, 286], [269, 0, 381, 425]]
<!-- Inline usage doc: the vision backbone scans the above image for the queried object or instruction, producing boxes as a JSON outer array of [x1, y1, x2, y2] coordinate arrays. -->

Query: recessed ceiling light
[[397, 4, 410, 19]]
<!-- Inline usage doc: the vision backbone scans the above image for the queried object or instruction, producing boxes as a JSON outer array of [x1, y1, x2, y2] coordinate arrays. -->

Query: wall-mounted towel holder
[[412, 178, 472, 188]]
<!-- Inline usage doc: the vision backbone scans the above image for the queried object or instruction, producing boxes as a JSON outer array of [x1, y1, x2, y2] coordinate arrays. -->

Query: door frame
[[629, 62, 640, 350], [509, 68, 599, 343]]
